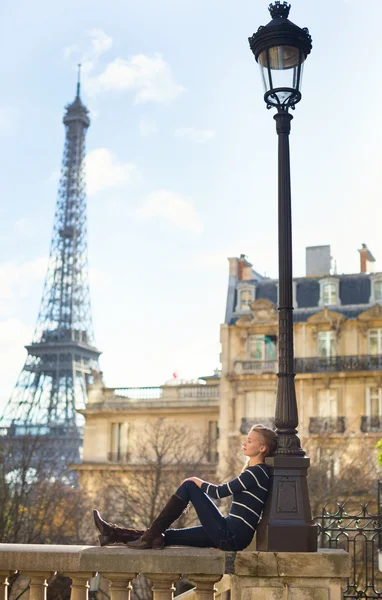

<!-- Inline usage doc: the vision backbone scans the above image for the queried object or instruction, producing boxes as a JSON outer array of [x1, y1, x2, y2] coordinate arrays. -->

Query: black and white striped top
[[200, 464, 270, 533]]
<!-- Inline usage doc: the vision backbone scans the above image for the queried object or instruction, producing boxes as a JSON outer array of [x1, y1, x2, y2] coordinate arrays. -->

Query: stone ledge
[[234, 549, 350, 578], [0, 545, 226, 575]]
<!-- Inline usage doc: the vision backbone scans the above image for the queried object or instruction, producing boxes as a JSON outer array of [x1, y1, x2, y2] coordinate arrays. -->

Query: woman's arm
[[187, 466, 269, 500]]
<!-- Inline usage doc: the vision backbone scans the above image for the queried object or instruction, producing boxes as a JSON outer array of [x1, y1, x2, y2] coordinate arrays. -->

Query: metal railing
[[234, 355, 382, 375], [107, 452, 130, 463], [295, 355, 382, 373], [235, 360, 277, 375], [361, 416, 382, 433], [309, 416, 345, 434], [314, 501, 382, 598]]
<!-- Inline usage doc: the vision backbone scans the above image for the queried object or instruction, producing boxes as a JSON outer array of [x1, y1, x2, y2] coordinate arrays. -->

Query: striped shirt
[[200, 464, 270, 534]]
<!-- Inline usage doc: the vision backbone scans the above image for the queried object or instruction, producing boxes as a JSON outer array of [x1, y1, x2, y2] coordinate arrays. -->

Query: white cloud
[[139, 117, 158, 137], [85, 53, 184, 104], [0, 257, 47, 318], [137, 190, 203, 235], [175, 127, 215, 144], [88, 29, 113, 58], [65, 30, 183, 104], [86, 148, 139, 196]]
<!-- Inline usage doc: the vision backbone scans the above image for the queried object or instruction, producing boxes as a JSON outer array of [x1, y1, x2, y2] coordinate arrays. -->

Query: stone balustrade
[[0, 544, 350, 600]]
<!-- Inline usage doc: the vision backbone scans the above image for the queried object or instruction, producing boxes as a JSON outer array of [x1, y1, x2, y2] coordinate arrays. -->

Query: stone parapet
[[231, 549, 349, 600], [0, 545, 349, 600]]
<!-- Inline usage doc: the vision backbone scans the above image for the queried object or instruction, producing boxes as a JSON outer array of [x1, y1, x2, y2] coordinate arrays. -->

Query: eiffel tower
[[1, 68, 101, 461]]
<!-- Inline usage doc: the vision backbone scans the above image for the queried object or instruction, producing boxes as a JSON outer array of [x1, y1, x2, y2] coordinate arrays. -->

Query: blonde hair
[[242, 424, 277, 470]]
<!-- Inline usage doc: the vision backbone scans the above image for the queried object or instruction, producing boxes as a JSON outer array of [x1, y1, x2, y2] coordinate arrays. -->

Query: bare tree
[[99, 419, 214, 531], [0, 434, 90, 544]]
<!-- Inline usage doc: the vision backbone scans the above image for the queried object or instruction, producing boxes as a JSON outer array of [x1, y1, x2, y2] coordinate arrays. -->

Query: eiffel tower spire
[[1, 76, 101, 437]]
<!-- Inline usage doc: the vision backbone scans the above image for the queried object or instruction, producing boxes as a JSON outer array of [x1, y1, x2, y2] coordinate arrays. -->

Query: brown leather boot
[[93, 509, 144, 546], [127, 495, 188, 550]]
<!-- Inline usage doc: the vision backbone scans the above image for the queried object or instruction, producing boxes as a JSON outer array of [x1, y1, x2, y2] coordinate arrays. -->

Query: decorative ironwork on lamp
[[249, 1, 312, 111]]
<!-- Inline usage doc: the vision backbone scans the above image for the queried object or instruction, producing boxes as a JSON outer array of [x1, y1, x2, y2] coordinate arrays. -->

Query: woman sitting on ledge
[[93, 424, 277, 552]]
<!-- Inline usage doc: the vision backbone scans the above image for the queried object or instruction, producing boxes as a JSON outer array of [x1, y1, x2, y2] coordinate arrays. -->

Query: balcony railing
[[234, 360, 277, 375], [361, 416, 382, 433], [240, 417, 275, 434], [107, 452, 130, 463], [309, 417, 345, 434], [178, 385, 219, 398], [295, 355, 382, 374], [233, 355, 382, 376], [113, 387, 163, 399]]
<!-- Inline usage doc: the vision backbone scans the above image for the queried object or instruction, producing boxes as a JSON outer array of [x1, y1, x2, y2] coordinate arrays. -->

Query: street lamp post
[[249, 1, 317, 552]]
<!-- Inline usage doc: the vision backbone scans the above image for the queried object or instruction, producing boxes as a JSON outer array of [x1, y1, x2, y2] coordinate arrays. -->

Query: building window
[[376, 281, 382, 301], [317, 389, 338, 418], [323, 284, 337, 305], [319, 277, 340, 307], [368, 329, 382, 355], [236, 287, 255, 312], [109, 422, 129, 462], [245, 390, 276, 419], [317, 331, 336, 358], [248, 335, 277, 361], [366, 388, 382, 418], [370, 277, 382, 304], [207, 421, 219, 463]]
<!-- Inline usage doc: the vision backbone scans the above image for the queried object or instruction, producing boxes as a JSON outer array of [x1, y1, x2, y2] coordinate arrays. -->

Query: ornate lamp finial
[[269, 1, 291, 19]]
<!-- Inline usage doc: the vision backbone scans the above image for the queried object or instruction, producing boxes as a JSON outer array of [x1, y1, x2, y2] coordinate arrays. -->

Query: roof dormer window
[[370, 275, 382, 304], [319, 277, 340, 307], [235, 285, 255, 313]]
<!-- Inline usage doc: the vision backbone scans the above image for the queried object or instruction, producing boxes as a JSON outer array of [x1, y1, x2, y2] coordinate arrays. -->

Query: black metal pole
[[256, 111, 318, 552], [274, 111, 304, 457]]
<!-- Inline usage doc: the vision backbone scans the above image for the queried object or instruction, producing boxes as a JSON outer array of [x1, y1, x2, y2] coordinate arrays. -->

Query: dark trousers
[[164, 480, 246, 551]]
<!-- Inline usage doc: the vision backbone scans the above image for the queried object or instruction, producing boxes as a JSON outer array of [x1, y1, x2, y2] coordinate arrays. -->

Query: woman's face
[[242, 430, 267, 458]]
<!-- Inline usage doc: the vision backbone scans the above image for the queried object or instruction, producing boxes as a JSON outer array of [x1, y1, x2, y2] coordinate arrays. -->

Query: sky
[[0, 0, 381, 410]]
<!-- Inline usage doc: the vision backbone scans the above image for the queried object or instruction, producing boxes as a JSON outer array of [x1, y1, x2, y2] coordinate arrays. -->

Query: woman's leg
[[165, 526, 216, 548], [171, 480, 235, 550]]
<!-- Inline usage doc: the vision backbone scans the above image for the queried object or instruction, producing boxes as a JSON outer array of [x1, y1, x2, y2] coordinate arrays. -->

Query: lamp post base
[[256, 455, 318, 552]]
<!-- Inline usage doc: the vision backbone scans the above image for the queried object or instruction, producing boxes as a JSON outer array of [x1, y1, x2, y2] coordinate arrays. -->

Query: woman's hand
[[183, 477, 205, 488]]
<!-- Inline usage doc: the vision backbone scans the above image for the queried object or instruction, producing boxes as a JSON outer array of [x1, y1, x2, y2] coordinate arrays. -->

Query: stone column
[[107, 574, 136, 600], [23, 573, 50, 600], [146, 574, 180, 600], [63, 573, 94, 600], [0, 572, 9, 600], [230, 550, 349, 600], [188, 575, 223, 600]]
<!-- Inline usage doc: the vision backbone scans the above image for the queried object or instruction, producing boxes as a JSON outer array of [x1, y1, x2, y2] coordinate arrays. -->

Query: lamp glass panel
[[258, 46, 304, 94]]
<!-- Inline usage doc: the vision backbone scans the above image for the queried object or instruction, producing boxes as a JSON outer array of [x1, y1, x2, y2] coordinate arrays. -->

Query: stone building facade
[[74, 244, 382, 498], [218, 246, 382, 481]]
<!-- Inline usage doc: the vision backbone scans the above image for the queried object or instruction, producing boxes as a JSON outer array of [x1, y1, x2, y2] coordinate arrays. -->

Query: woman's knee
[[176, 479, 199, 501]]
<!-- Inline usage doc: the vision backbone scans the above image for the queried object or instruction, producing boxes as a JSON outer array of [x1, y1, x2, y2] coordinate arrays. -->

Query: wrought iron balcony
[[240, 417, 275, 434], [107, 452, 130, 463], [360, 416, 382, 433], [234, 360, 277, 375], [234, 355, 382, 376], [295, 355, 382, 374], [309, 417, 345, 434]]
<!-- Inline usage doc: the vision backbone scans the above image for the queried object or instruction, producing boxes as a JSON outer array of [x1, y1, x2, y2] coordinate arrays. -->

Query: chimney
[[238, 254, 253, 281], [306, 245, 331, 277], [358, 243, 376, 273]]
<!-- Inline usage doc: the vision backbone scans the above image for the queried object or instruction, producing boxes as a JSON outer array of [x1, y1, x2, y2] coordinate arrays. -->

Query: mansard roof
[[228, 272, 380, 325]]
